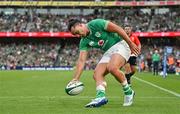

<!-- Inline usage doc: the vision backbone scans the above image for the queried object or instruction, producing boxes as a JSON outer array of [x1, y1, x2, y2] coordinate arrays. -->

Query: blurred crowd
[[0, 40, 60, 69], [0, 39, 103, 70], [138, 38, 180, 74], [0, 0, 173, 1], [0, 38, 179, 75], [0, 12, 68, 32], [59, 43, 103, 70], [0, 6, 179, 75], [0, 7, 179, 32]]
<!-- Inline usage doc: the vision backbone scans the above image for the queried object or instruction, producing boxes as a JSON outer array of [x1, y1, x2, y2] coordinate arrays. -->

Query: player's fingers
[[132, 48, 139, 56], [68, 79, 77, 85], [72, 78, 79, 82], [133, 51, 138, 56], [69, 79, 79, 85]]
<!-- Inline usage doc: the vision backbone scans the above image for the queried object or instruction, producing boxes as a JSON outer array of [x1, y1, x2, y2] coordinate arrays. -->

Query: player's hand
[[129, 42, 140, 56], [67, 79, 79, 86]]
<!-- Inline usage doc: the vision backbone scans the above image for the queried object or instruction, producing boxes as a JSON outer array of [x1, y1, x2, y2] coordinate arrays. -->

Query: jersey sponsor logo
[[98, 40, 104, 46], [95, 32, 101, 37], [89, 41, 95, 46]]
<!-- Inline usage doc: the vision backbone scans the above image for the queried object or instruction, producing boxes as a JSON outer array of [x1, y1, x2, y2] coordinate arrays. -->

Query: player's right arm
[[72, 50, 88, 81], [134, 35, 141, 52], [106, 21, 140, 56]]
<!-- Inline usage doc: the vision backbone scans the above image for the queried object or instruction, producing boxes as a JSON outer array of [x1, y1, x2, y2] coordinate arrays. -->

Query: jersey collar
[[85, 24, 92, 37]]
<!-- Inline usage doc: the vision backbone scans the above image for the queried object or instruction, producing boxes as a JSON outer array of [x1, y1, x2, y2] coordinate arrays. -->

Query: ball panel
[[68, 86, 84, 95], [66, 82, 84, 89], [65, 81, 84, 96]]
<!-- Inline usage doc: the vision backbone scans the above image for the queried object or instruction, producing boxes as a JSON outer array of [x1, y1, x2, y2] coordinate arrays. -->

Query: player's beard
[[80, 30, 87, 37]]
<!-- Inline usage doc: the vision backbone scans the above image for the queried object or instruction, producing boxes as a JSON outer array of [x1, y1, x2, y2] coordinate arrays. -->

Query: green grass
[[0, 71, 180, 114]]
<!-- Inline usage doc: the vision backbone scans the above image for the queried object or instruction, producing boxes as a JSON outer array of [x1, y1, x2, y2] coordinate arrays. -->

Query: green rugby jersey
[[152, 53, 160, 62], [79, 19, 123, 52]]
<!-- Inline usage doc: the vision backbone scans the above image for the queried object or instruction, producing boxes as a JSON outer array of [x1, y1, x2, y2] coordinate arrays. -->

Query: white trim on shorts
[[98, 40, 131, 64]]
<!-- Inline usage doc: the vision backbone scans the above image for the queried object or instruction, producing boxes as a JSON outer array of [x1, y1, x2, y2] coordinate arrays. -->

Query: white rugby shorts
[[99, 40, 131, 63]]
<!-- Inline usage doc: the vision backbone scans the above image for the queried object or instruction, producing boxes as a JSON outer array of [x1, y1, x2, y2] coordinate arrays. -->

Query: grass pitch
[[0, 70, 180, 114]]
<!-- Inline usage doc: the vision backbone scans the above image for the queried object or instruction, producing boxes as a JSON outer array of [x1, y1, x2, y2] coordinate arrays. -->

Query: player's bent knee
[[107, 66, 118, 74]]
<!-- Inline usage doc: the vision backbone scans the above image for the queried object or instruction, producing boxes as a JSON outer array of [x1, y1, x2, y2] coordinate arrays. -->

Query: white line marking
[[133, 76, 180, 98], [0, 96, 177, 99]]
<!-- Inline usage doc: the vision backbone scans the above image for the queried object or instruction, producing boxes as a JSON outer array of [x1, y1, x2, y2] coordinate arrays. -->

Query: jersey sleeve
[[79, 39, 90, 51], [134, 35, 141, 47], [88, 19, 109, 30]]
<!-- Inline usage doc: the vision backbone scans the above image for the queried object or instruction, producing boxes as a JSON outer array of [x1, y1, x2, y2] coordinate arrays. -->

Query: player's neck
[[85, 26, 90, 36], [128, 33, 132, 37]]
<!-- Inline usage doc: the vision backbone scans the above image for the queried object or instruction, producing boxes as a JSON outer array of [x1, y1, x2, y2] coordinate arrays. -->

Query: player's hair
[[68, 19, 81, 31], [123, 23, 132, 28]]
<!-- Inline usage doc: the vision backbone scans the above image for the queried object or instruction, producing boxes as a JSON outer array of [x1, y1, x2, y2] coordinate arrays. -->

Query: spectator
[[152, 50, 161, 75]]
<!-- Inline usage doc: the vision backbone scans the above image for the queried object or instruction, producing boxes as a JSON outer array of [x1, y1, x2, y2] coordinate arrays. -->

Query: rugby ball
[[65, 81, 84, 96]]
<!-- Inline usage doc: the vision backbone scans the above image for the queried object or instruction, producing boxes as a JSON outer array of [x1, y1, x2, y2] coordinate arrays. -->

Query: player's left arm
[[106, 21, 140, 56]]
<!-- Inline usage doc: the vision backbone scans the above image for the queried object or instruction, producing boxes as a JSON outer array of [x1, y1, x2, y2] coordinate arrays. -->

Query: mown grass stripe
[[133, 77, 180, 97]]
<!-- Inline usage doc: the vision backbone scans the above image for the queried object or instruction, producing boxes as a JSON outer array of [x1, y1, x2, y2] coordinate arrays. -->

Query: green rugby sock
[[123, 84, 132, 95], [96, 90, 105, 98]]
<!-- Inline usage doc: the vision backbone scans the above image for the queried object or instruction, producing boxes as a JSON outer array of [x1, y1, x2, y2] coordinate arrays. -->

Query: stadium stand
[[0, 38, 60, 69], [0, 6, 179, 32], [0, 0, 179, 74], [0, 37, 179, 73]]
